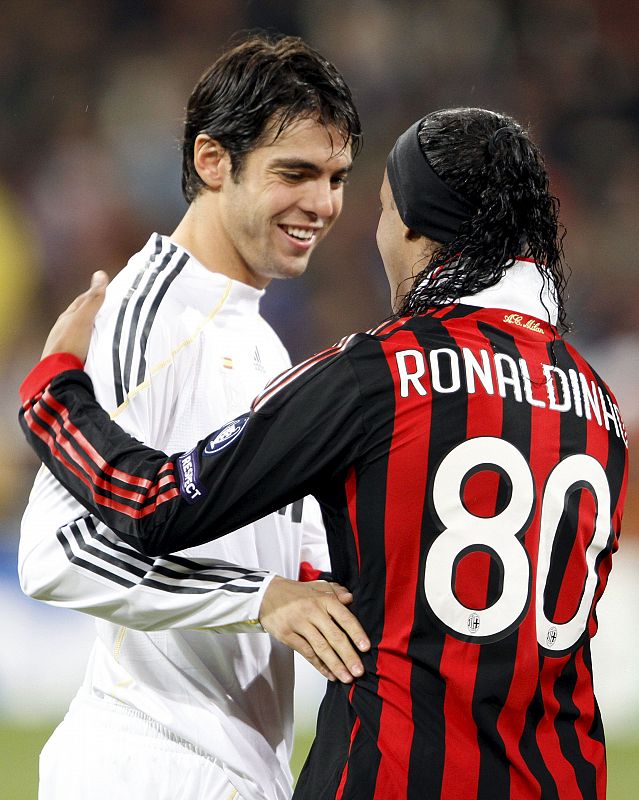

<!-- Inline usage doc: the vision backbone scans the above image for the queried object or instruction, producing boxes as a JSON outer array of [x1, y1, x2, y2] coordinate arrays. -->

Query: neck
[[171, 195, 270, 289], [391, 236, 439, 312]]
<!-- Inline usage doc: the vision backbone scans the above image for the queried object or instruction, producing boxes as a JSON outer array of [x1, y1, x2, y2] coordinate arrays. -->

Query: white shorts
[[39, 690, 240, 800]]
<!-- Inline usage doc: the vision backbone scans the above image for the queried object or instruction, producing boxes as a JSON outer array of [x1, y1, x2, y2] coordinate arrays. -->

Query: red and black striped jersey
[[20, 302, 628, 800]]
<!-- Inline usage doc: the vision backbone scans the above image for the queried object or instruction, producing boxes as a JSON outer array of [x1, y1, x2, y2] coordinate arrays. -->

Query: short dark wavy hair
[[181, 33, 362, 203], [398, 108, 569, 331]]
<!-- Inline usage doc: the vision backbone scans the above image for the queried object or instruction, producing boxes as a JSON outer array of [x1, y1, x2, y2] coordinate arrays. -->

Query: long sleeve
[[17, 304, 281, 631], [19, 340, 366, 557], [19, 466, 271, 631]]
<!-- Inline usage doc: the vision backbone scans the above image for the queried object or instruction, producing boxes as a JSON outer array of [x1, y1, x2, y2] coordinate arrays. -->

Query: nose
[[301, 179, 339, 221]]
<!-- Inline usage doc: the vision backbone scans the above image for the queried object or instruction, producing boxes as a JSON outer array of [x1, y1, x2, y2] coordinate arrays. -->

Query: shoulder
[[87, 245, 200, 405], [95, 239, 240, 352], [251, 328, 387, 413], [89, 269, 189, 366], [101, 246, 191, 322]]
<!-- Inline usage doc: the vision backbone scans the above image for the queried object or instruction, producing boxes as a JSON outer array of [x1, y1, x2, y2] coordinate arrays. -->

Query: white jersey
[[19, 233, 329, 800]]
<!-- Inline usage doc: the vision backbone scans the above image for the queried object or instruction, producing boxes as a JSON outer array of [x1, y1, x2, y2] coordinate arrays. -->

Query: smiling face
[[213, 116, 351, 288]]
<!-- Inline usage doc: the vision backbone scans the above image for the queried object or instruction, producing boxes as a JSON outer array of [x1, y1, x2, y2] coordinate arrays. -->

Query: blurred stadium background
[[1, 1, 638, 797]]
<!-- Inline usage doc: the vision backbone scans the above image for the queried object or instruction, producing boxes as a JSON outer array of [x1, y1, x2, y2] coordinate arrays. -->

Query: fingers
[[62, 272, 108, 315], [41, 271, 109, 360], [286, 633, 337, 682], [304, 598, 367, 682], [322, 596, 370, 654], [305, 581, 369, 653], [281, 617, 358, 684], [324, 581, 354, 605], [259, 576, 370, 683], [91, 270, 109, 289]]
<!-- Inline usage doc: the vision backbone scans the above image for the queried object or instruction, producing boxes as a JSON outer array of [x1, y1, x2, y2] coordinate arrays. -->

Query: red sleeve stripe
[[254, 320, 405, 414], [252, 334, 357, 412], [24, 396, 179, 516], [366, 317, 406, 337], [25, 400, 179, 510], [262, 332, 355, 394], [26, 394, 148, 492], [41, 388, 171, 490], [24, 405, 178, 518], [253, 339, 346, 406], [25, 401, 175, 505], [253, 322, 404, 414]]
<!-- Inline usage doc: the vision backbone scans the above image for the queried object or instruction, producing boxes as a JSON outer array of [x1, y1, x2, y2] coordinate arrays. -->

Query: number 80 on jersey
[[423, 437, 612, 655]]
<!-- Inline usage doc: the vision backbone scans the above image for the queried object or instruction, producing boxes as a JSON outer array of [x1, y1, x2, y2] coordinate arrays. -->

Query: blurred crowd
[[1, 0, 638, 542]]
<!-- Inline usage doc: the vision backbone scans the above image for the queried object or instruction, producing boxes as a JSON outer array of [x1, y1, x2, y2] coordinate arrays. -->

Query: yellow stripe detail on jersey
[[110, 279, 233, 419], [191, 618, 264, 633], [113, 625, 128, 662]]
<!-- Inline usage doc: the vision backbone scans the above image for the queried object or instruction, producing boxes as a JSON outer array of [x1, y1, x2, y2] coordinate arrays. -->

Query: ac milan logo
[[467, 612, 480, 633], [546, 626, 558, 647]]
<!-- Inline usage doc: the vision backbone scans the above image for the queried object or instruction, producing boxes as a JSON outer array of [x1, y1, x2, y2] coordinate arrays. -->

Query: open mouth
[[278, 225, 318, 244]]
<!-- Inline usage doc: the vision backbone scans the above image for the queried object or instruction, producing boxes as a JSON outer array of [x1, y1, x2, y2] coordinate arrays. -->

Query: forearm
[[19, 357, 181, 554], [21, 536, 276, 633], [19, 349, 364, 556], [20, 468, 277, 632]]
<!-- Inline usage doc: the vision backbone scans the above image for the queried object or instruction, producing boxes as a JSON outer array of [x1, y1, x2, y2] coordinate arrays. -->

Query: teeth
[[283, 226, 314, 241]]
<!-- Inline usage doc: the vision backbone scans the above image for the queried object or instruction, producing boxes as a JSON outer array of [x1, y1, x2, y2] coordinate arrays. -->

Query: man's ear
[[193, 134, 230, 190]]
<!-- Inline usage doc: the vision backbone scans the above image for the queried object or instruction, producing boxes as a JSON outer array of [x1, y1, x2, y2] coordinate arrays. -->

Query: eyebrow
[[269, 158, 353, 175]]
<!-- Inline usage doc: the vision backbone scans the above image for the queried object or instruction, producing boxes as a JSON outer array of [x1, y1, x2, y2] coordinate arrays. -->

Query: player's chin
[[272, 253, 313, 280]]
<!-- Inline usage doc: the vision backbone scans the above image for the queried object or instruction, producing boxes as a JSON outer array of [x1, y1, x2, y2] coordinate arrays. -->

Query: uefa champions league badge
[[203, 414, 249, 456], [177, 449, 206, 504]]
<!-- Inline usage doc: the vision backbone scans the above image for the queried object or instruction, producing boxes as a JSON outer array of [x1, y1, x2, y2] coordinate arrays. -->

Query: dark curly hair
[[181, 33, 362, 203], [398, 108, 569, 331]]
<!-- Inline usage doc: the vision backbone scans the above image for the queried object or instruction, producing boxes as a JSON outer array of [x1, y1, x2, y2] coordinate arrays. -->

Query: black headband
[[386, 118, 475, 243]]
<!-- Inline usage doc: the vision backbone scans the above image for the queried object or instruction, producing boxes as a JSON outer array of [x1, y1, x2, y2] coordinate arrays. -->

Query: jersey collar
[[457, 259, 558, 325], [147, 233, 266, 315]]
